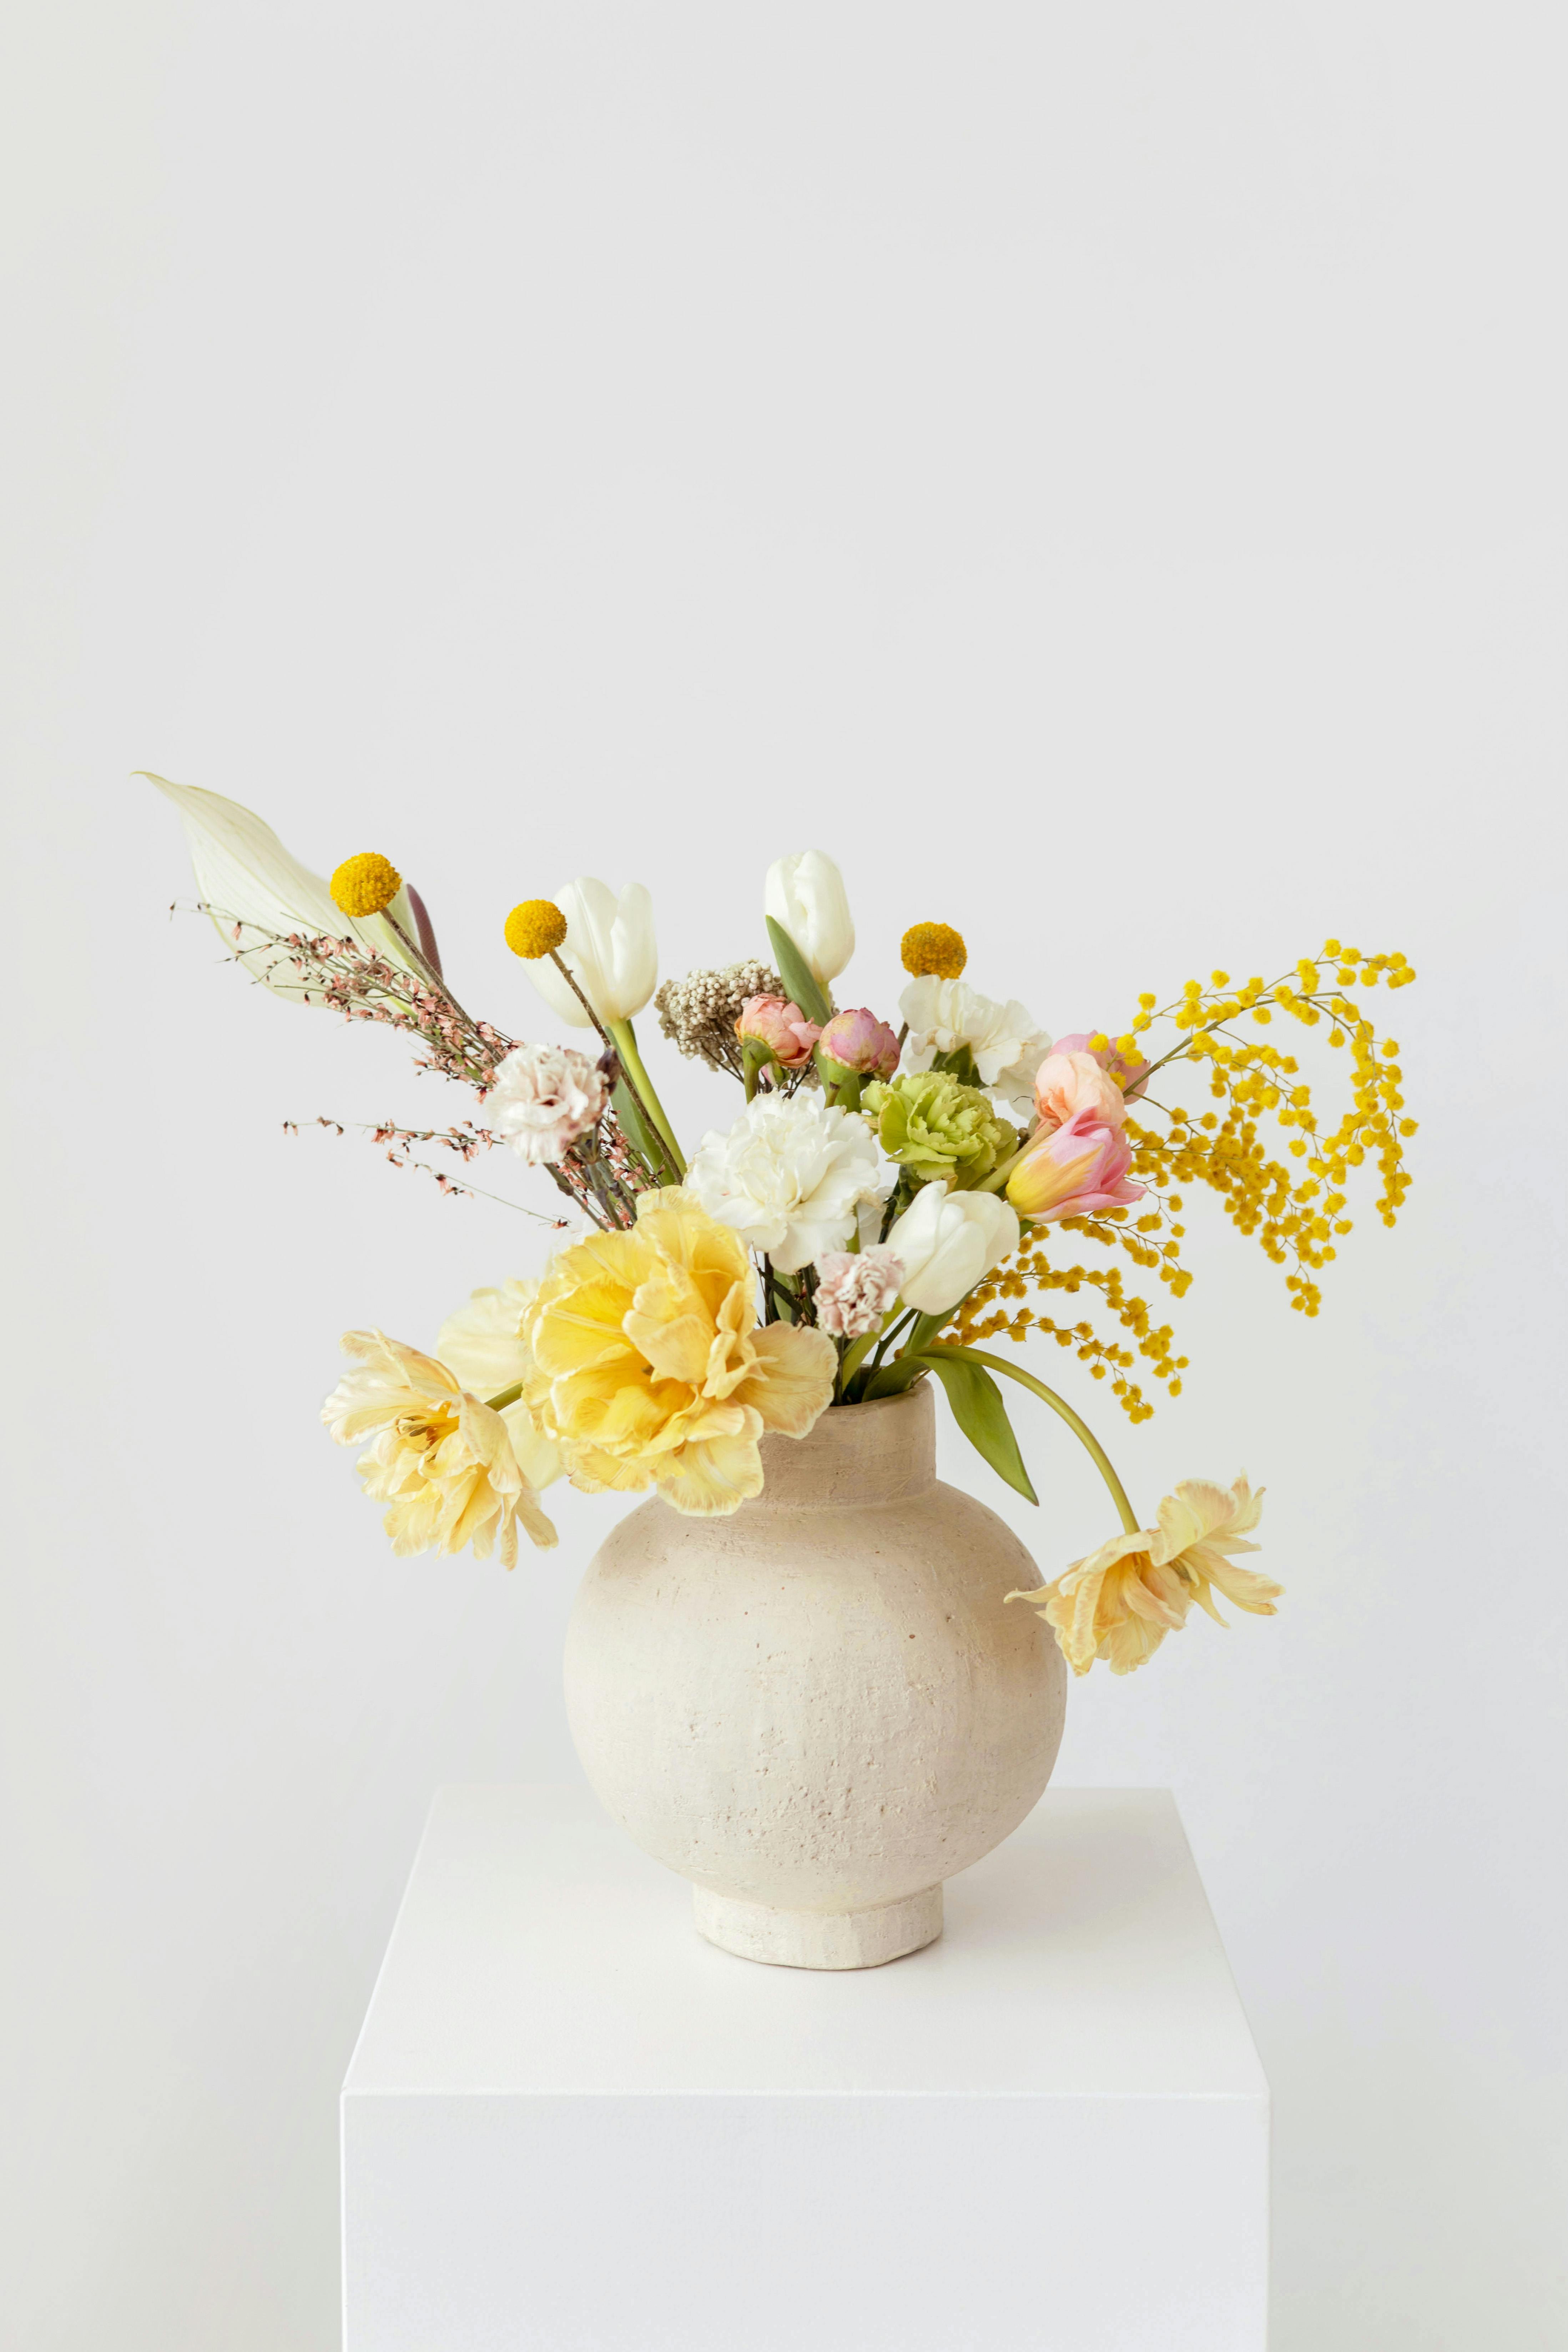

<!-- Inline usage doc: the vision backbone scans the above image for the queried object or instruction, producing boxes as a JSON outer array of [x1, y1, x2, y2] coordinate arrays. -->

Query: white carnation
[[685, 1094, 889, 1273], [899, 977, 1051, 1116], [488, 1042, 608, 1164]]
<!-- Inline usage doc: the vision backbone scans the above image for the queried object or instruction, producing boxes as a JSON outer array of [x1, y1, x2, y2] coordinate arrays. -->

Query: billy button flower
[[330, 852, 403, 917], [504, 898, 569, 959], [900, 921, 967, 980], [328, 849, 446, 989], [505, 888, 685, 1183]]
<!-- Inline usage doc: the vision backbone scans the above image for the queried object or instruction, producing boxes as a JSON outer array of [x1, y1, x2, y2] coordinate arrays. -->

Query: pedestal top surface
[[344, 1785, 1265, 2102]]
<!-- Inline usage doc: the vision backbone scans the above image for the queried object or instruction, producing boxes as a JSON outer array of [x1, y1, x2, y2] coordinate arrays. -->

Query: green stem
[[837, 1309, 897, 1395], [483, 1381, 523, 1411], [609, 1018, 685, 1177], [921, 1343, 1140, 1534], [863, 1305, 914, 1380], [973, 1127, 1038, 1195], [742, 1039, 777, 1102]]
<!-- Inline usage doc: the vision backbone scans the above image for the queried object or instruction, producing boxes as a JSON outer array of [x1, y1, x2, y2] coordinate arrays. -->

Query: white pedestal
[[342, 1786, 1268, 2351]]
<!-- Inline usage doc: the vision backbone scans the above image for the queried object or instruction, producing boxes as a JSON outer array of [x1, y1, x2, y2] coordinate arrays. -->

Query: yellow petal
[[1101, 1613, 1174, 1674], [732, 1323, 837, 1437], [500, 1401, 563, 1492], [437, 1280, 540, 1395], [1185, 1545, 1283, 1617], [654, 1418, 768, 1516]]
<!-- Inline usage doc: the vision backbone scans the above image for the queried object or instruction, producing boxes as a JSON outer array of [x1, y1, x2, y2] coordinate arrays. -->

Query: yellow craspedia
[[504, 898, 568, 960], [901, 921, 967, 979], [330, 851, 402, 917]]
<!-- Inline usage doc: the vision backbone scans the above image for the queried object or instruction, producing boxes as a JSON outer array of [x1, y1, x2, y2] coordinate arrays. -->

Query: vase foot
[[692, 1882, 943, 1970]]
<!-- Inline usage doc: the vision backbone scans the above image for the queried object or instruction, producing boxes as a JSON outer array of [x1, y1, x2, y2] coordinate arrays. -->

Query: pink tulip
[[1050, 1032, 1150, 1102], [1006, 1108, 1145, 1223], [736, 994, 822, 1068], [817, 1007, 901, 1079]]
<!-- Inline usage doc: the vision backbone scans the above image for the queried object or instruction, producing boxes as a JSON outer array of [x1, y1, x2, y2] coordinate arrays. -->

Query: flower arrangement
[[149, 774, 1418, 1678]]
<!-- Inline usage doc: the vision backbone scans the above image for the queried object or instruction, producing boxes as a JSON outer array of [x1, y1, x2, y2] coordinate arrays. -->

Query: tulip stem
[[542, 950, 678, 1182], [547, 950, 617, 1050], [921, 1344, 1140, 1534], [483, 1381, 523, 1411], [973, 1127, 1038, 1195], [608, 1019, 685, 1177], [856, 1306, 915, 1391]]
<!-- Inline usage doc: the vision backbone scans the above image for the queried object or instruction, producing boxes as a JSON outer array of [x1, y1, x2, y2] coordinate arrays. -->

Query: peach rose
[[736, 993, 822, 1069], [1051, 1032, 1151, 1101], [1033, 1048, 1131, 1132]]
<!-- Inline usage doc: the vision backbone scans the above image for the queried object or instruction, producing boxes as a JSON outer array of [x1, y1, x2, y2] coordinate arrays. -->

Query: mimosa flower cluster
[[150, 771, 1420, 1678]]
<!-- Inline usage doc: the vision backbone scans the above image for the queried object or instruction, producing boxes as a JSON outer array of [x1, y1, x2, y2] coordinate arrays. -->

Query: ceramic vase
[[563, 1378, 1066, 1970]]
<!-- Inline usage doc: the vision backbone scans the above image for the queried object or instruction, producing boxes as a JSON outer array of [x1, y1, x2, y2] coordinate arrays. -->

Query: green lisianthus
[[862, 1070, 1017, 1189]]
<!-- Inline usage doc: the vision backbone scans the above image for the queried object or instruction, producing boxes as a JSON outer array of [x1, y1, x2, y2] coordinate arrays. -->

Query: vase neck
[[752, 1379, 936, 1509]]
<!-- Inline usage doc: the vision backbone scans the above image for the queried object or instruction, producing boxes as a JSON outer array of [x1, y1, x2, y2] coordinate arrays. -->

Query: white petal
[[144, 772, 421, 1000]]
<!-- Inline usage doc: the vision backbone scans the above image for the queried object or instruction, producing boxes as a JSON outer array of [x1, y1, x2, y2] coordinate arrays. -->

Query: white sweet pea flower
[[899, 976, 1051, 1116], [528, 877, 659, 1029], [765, 850, 855, 987], [144, 772, 425, 1000], [685, 1094, 888, 1273], [885, 1184, 1020, 1316]]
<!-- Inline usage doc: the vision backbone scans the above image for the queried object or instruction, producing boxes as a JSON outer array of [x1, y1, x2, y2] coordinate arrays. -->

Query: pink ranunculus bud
[[816, 1007, 902, 1079], [1006, 1108, 1145, 1223], [736, 994, 822, 1068], [1033, 1048, 1134, 1134], [488, 1042, 610, 1165], [813, 1246, 905, 1338], [1050, 1032, 1151, 1102]]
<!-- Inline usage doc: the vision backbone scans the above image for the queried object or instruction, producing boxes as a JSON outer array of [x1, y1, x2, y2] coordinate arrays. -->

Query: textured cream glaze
[[564, 1380, 1067, 1968]]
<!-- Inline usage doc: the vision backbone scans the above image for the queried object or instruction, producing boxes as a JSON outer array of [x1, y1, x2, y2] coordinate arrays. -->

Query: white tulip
[[528, 877, 658, 1029], [885, 1183, 1020, 1316], [764, 849, 855, 987], [145, 772, 425, 999]]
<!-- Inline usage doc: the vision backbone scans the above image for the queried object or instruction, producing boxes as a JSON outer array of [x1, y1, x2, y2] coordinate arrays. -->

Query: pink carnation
[[737, 993, 822, 1069], [489, 1042, 609, 1164], [813, 1245, 905, 1338]]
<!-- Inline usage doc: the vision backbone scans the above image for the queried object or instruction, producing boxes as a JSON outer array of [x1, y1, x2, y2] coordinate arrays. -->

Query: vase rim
[[819, 1375, 929, 1416], [752, 1374, 935, 1509]]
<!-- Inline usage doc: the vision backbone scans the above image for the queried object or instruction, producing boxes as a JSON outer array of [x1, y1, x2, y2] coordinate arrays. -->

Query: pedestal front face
[[342, 1787, 1270, 2351]]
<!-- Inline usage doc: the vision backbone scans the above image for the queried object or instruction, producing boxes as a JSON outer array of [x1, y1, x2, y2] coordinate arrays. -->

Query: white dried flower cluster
[[654, 960, 783, 1076]]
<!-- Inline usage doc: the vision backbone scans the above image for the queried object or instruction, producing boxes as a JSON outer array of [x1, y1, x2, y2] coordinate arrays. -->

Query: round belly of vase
[[562, 1382, 1066, 1969]]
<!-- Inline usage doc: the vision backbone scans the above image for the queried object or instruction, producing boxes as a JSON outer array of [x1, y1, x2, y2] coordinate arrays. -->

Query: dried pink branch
[[195, 906, 655, 1230]]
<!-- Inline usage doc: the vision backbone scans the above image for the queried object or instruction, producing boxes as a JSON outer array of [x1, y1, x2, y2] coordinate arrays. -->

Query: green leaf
[[914, 1351, 1039, 1504], [766, 916, 832, 1027], [611, 1078, 665, 1179], [861, 1353, 927, 1402], [931, 1043, 979, 1087]]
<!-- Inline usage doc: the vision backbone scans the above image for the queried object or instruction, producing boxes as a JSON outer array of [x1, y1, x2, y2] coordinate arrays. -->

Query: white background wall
[[4, 6, 1564, 2346]]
